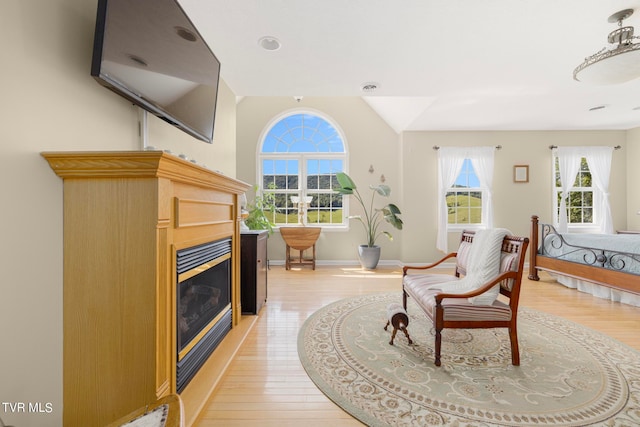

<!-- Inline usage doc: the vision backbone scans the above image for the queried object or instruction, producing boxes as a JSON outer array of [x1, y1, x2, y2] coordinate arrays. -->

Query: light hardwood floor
[[194, 265, 640, 427]]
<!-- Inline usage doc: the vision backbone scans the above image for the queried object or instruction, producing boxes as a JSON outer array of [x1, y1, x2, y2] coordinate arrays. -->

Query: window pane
[[446, 187, 482, 225], [306, 193, 344, 224], [287, 175, 299, 189], [262, 137, 277, 153], [318, 159, 331, 174], [263, 159, 275, 175], [452, 159, 481, 195], [584, 191, 593, 206], [469, 207, 482, 224], [283, 115, 302, 129], [263, 175, 275, 189], [569, 207, 582, 223], [583, 208, 593, 223], [264, 160, 298, 190], [291, 140, 316, 153]]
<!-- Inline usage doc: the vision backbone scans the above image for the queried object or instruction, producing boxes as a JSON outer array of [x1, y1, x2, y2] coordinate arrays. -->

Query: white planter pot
[[358, 245, 381, 270]]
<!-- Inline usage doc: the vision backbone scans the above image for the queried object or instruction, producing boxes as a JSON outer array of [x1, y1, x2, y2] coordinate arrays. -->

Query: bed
[[529, 215, 640, 306]]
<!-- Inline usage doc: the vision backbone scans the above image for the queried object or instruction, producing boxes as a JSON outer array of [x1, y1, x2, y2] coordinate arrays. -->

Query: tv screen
[[91, 0, 221, 143]]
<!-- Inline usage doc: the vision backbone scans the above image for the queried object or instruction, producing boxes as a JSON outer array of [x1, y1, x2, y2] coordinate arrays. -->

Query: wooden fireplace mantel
[[42, 151, 252, 427]]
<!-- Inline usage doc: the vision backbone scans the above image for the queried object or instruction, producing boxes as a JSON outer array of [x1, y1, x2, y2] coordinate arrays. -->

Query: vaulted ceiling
[[180, 0, 640, 132]]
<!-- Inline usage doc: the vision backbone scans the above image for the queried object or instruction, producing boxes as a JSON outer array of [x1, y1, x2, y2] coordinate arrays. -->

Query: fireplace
[[176, 238, 232, 392]]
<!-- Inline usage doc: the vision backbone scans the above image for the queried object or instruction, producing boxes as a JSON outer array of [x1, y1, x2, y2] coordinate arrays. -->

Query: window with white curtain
[[437, 146, 496, 252], [552, 146, 614, 234], [553, 157, 593, 225]]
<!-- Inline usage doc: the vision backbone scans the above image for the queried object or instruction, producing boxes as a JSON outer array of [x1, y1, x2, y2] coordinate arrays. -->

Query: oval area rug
[[297, 293, 640, 426]]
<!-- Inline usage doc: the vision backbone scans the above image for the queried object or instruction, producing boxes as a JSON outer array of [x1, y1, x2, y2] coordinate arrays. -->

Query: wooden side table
[[280, 226, 321, 270]]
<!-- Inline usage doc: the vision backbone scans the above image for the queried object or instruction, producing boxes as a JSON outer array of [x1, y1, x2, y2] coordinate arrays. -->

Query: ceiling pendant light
[[573, 9, 640, 85]]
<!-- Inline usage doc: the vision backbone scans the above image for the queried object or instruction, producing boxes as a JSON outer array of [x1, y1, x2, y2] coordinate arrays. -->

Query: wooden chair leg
[[509, 326, 520, 366], [434, 328, 442, 366], [285, 245, 291, 270], [402, 290, 408, 310], [312, 244, 316, 270]]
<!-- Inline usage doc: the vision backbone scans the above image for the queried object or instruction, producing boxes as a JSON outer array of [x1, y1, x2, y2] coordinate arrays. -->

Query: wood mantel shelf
[[42, 150, 247, 193], [42, 151, 251, 427]]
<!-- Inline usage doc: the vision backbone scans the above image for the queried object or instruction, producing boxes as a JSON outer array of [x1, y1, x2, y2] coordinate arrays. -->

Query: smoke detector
[[360, 82, 380, 93]]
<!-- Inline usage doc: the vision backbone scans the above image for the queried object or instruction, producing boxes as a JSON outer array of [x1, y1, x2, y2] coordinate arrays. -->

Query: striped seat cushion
[[402, 273, 459, 290], [406, 288, 512, 322]]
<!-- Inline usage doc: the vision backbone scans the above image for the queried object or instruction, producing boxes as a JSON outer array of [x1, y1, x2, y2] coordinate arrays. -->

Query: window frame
[[552, 155, 598, 231], [446, 158, 486, 231], [257, 110, 349, 230]]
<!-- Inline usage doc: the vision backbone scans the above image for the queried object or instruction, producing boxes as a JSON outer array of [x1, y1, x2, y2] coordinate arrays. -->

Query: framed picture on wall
[[514, 165, 529, 183]]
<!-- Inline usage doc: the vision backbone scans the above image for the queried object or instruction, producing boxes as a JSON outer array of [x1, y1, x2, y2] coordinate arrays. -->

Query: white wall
[[3, 1, 639, 425], [236, 97, 632, 265], [1, 1, 237, 425], [236, 97, 402, 263], [627, 128, 640, 231], [400, 131, 629, 263]]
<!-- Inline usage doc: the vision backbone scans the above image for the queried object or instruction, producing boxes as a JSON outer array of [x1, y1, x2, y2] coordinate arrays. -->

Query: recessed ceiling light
[[360, 82, 380, 93], [175, 26, 197, 42], [589, 105, 607, 111], [633, 106, 640, 111], [258, 36, 281, 51]]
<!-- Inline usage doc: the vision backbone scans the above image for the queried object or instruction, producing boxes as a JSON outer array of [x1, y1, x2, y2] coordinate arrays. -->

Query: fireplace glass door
[[176, 238, 232, 391]]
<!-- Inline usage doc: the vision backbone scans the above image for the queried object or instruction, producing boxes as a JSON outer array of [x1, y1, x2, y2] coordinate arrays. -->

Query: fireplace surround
[[42, 151, 250, 426]]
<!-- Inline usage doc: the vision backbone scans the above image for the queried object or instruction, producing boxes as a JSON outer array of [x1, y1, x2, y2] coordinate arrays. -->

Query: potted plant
[[244, 185, 277, 234], [334, 172, 403, 269]]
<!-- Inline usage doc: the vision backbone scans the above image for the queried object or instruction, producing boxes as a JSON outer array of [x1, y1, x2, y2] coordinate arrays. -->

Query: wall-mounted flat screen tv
[[91, 0, 221, 143]]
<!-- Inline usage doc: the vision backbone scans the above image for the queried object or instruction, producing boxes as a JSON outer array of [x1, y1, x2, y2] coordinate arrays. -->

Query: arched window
[[258, 112, 348, 227]]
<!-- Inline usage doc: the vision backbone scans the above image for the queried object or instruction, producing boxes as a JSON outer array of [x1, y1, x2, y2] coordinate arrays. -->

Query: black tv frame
[[90, 0, 221, 143]]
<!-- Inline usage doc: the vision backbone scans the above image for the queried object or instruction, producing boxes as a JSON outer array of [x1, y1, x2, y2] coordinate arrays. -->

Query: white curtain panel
[[469, 147, 495, 230], [436, 148, 465, 253], [555, 147, 582, 233], [584, 146, 614, 234], [436, 146, 495, 253]]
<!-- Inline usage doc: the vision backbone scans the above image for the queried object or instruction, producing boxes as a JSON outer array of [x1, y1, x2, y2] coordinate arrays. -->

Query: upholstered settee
[[402, 230, 529, 366]]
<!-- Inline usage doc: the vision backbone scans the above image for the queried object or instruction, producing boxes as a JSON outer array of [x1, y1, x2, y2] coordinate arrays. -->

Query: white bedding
[[551, 274, 640, 307]]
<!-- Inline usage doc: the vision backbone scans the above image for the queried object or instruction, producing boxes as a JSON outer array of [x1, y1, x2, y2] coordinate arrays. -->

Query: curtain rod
[[432, 145, 502, 150], [548, 145, 622, 150]]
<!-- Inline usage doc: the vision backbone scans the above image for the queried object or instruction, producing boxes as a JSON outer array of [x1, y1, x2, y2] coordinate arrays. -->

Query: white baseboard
[[268, 259, 456, 269], [267, 260, 530, 271]]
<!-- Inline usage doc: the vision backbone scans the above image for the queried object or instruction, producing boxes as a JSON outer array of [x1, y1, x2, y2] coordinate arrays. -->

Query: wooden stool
[[384, 303, 412, 345]]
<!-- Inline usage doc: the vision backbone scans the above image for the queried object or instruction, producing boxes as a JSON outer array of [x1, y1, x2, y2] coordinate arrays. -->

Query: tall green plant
[[334, 172, 403, 247]]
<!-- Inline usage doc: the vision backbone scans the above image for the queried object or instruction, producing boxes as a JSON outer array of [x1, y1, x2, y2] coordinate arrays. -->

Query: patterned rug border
[[297, 292, 640, 427]]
